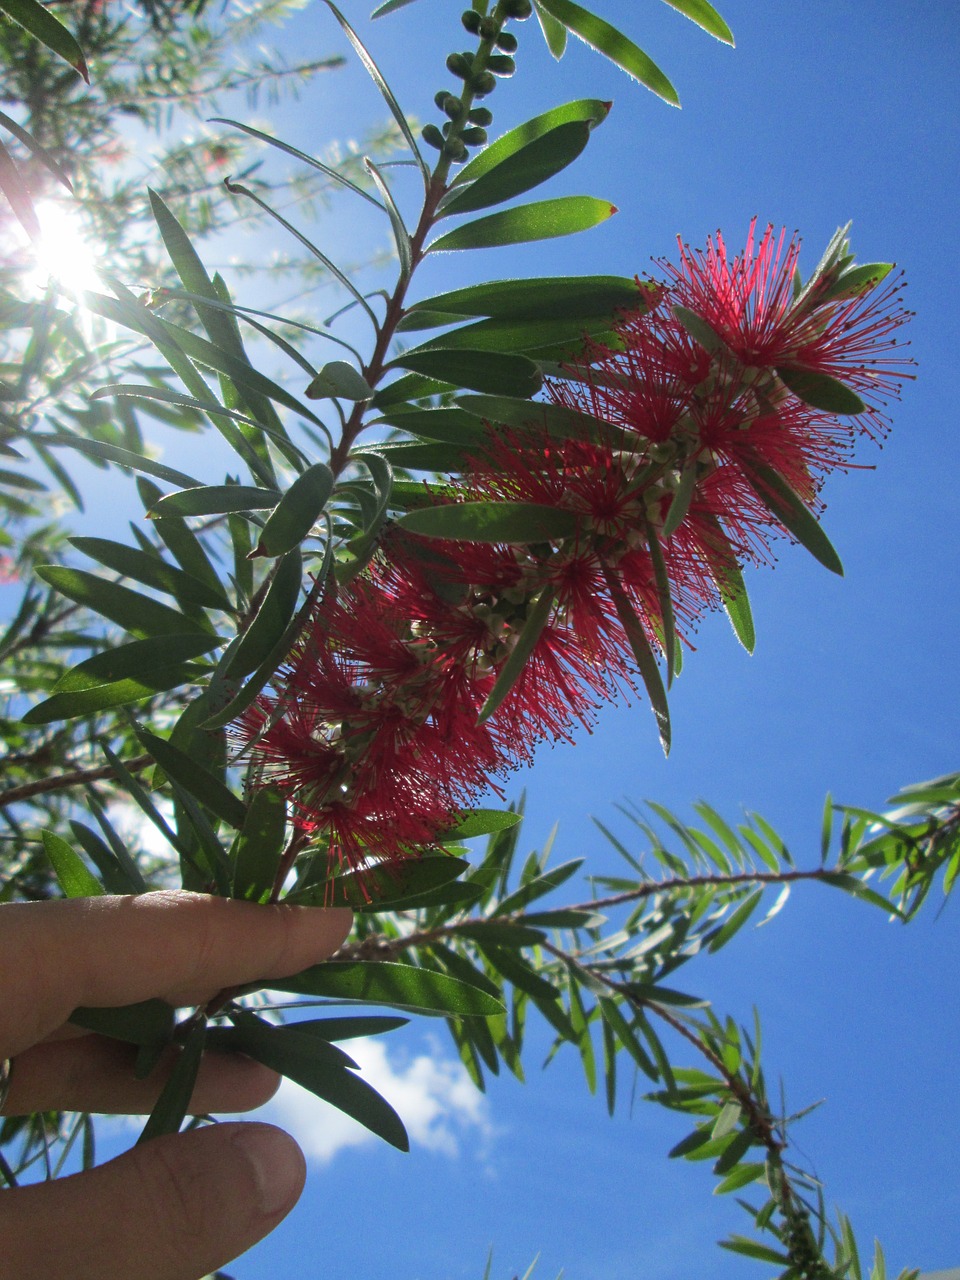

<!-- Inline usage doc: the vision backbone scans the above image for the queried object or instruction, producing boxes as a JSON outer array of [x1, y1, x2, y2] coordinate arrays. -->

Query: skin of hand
[[0, 890, 353, 1280]]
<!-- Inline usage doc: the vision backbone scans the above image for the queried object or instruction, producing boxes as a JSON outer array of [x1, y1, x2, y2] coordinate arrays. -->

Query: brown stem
[[0, 754, 153, 809]]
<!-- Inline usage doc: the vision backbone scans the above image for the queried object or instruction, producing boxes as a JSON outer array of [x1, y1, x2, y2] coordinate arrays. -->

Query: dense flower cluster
[[233, 222, 912, 875]]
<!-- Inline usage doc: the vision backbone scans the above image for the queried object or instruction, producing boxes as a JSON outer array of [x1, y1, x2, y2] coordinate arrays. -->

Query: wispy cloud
[[263, 1035, 493, 1164]]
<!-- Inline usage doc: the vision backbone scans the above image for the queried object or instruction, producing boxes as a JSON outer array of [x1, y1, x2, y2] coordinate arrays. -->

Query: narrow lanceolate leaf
[[231, 790, 286, 903], [292, 856, 470, 911], [822, 261, 893, 301], [0, 109, 73, 192], [535, 0, 680, 105], [68, 537, 232, 612], [776, 365, 866, 415], [223, 550, 303, 680], [603, 566, 671, 755], [225, 1014, 409, 1151], [451, 99, 610, 188], [318, 0, 429, 186], [429, 197, 617, 254], [364, 157, 412, 278], [134, 727, 247, 830], [251, 463, 334, 559], [661, 460, 698, 540], [148, 485, 280, 518], [22, 663, 214, 724], [0, 140, 40, 241], [440, 809, 523, 841], [50, 636, 223, 696], [698, 514, 755, 653], [402, 275, 645, 326], [41, 831, 104, 898], [457, 393, 630, 448], [738, 453, 844, 576], [33, 432, 202, 490], [34, 567, 214, 639], [137, 1019, 206, 1144], [643, 515, 676, 689], [478, 588, 557, 724], [391, 348, 542, 398], [398, 501, 577, 544], [534, 0, 568, 57], [662, 0, 735, 45], [0, 0, 88, 79], [439, 121, 593, 218], [264, 961, 504, 1017], [70, 1000, 175, 1047], [672, 304, 728, 354]]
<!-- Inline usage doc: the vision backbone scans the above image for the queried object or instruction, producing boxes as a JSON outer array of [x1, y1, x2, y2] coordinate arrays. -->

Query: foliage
[[0, 0, 938, 1277]]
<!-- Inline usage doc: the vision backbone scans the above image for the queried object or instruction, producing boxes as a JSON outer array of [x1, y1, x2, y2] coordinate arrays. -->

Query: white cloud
[[263, 1035, 493, 1165]]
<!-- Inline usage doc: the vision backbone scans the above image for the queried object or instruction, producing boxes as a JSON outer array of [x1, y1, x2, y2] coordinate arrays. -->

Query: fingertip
[[227, 1122, 306, 1220]]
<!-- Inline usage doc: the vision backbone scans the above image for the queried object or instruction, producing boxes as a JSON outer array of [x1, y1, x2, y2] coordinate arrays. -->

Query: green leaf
[[374, 407, 489, 448], [662, 0, 734, 44], [0, 109, 73, 193], [719, 1237, 791, 1265], [223, 549, 302, 680], [738, 453, 844, 576], [452, 100, 609, 188], [535, 0, 680, 104], [603, 567, 671, 755], [477, 587, 557, 723], [440, 121, 593, 218], [231, 790, 286, 902], [252, 463, 334, 559], [71, 1000, 175, 1047], [33, 432, 202, 491], [364, 156, 413, 279], [22, 666, 211, 725], [0, 0, 88, 79], [390, 348, 542, 398], [822, 261, 893, 301], [41, 830, 104, 898], [264, 961, 504, 1017], [534, 1, 568, 57], [34, 566, 214, 639], [705, 889, 764, 952], [475, 942, 561, 1006], [397, 501, 577, 543], [440, 809, 523, 840], [68, 537, 232, 612], [134, 726, 247, 830], [56, 634, 220, 696], [403, 275, 645, 326], [456, 392, 629, 447], [290, 856, 470, 911], [149, 485, 280, 518], [496, 858, 583, 915], [714, 1163, 766, 1195], [226, 1012, 409, 1151], [672, 304, 728, 354], [429, 197, 617, 253], [305, 361, 374, 402], [137, 1018, 206, 1144], [776, 366, 866, 415], [0, 140, 40, 242], [644, 514, 676, 688], [319, 0, 429, 186]]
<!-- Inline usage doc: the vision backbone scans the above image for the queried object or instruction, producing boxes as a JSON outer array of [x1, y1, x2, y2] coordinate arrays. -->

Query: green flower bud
[[501, 0, 532, 17], [460, 8, 481, 33], [421, 123, 445, 150], [442, 94, 465, 120], [461, 126, 488, 146], [444, 138, 469, 163], [446, 51, 472, 78], [470, 70, 497, 96], [487, 53, 516, 75], [467, 106, 493, 125], [495, 31, 518, 52]]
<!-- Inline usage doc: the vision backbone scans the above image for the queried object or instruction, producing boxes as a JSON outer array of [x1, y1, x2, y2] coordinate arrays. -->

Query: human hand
[[0, 890, 352, 1279]]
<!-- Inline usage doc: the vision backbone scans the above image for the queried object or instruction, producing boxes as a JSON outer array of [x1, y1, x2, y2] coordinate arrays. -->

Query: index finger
[[0, 891, 352, 1058]]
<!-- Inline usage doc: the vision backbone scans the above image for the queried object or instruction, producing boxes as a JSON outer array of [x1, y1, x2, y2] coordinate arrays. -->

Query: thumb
[[0, 1122, 306, 1280]]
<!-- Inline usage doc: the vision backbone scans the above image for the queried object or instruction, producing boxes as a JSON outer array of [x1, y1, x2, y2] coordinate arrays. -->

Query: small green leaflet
[[251, 463, 334, 558], [661, 0, 734, 45], [137, 1019, 207, 1144], [450, 99, 610, 189], [738, 453, 844, 576], [439, 121, 593, 218], [263, 961, 504, 1017], [390, 348, 542, 398], [148, 485, 280, 518]]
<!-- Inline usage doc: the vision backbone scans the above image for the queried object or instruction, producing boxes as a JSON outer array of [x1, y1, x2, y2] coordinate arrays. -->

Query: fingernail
[[232, 1125, 306, 1218]]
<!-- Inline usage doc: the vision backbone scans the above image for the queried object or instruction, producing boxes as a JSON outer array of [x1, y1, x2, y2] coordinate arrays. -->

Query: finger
[[0, 892, 352, 1056], [0, 1121, 305, 1280], [3, 1037, 281, 1116]]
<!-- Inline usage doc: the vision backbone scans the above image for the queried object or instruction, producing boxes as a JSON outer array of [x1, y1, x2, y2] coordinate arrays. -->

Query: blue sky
[[13, 0, 960, 1276]]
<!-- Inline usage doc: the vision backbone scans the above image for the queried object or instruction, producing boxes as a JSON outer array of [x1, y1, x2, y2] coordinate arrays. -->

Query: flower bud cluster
[[234, 222, 911, 875]]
